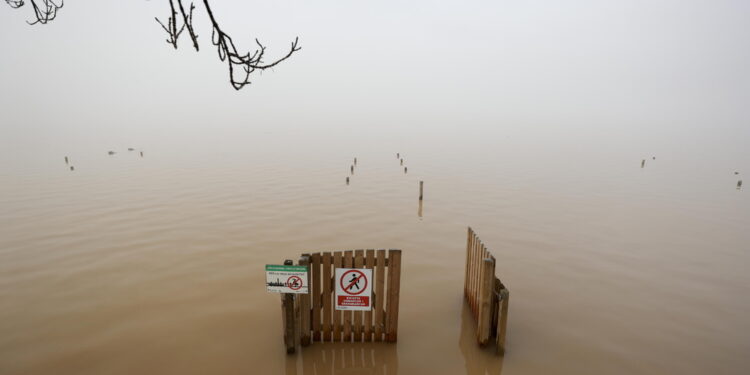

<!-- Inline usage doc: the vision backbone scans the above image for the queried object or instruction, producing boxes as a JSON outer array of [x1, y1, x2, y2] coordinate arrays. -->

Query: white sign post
[[266, 264, 309, 294], [335, 268, 372, 311]]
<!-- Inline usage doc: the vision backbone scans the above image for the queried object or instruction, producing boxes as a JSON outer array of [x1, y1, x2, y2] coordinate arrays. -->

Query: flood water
[[2, 1, 750, 374], [1, 125, 748, 374]]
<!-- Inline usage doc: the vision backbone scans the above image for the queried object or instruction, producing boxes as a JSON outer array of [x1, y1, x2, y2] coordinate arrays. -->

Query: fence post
[[477, 258, 494, 345], [281, 259, 296, 354], [364, 249, 375, 342], [298, 255, 311, 346], [343, 250, 354, 341], [333, 252, 343, 342], [311, 253, 321, 341], [496, 288, 510, 355], [374, 249, 386, 342], [322, 252, 333, 342], [354, 250, 365, 341], [386, 249, 402, 342]]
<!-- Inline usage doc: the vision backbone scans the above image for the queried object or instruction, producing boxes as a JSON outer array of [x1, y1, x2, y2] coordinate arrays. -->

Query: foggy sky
[[1, 0, 749, 168]]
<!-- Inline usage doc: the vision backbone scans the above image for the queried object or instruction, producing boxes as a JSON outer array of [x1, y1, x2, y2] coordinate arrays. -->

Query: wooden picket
[[464, 227, 510, 355], [298, 256, 311, 347], [282, 249, 402, 351]]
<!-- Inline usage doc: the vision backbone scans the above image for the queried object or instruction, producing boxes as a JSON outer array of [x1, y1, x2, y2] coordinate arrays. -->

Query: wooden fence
[[464, 227, 509, 355], [282, 249, 402, 353]]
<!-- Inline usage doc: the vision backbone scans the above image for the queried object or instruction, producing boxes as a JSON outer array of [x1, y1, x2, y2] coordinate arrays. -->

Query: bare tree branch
[[5, 0, 300, 90], [5, 0, 25, 9], [202, 0, 300, 90], [28, 0, 62, 25]]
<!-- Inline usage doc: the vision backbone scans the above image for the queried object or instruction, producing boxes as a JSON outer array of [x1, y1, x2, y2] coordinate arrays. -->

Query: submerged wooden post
[[343, 250, 354, 341], [64, 156, 69, 164], [496, 288, 510, 355], [311, 253, 321, 341], [419, 181, 423, 200], [464, 228, 472, 295], [298, 255, 311, 346], [333, 251, 343, 342], [354, 250, 364, 341], [386, 249, 402, 342], [738, 180, 743, 189], [400, 158, 404, 166], [477, 258, 494, 344], [322, 252, 333, 342], [364, 249, 375, 342], [282, 259, 296, 353], [374, 250, 386, 342], [641, 159, 645, 168]]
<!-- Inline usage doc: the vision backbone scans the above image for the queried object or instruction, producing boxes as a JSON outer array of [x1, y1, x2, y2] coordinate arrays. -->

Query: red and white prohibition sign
[[287, 275, 303, 291], [334, 268, 373, 311]]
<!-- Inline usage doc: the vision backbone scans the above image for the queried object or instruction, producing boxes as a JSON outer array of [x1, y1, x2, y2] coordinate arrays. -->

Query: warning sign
[[335, 268, 372, 311], [266, 265, 309, 294]]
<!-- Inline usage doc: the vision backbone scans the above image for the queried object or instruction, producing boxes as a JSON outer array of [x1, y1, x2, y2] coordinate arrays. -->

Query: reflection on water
[[286, 343, 399, 375], [459, 302, 503, 375]]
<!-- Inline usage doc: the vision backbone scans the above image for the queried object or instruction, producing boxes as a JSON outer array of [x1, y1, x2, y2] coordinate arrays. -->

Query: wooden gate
[[281, 249, 402, 353], [464, 227, 509, 354]]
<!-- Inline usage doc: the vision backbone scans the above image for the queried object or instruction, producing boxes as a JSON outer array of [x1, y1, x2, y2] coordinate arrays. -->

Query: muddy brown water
[[0, 127, 748, 375]]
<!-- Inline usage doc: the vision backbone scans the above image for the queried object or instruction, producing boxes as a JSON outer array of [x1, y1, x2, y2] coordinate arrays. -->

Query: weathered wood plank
[[311, 253, 321, 341], [364, 249, 375, 342], [282, 259, 296, 353], [386, 249, 402, 342], [322, 252, 332, 342], [472, 236, 481, 315], [468, 233, 474, 311], [332, 251, 343, 342], [477, 243, 487, 318], [491, 277, 502, 335], [472, 235, 481, 314], [343, 250, 354, 342], [497, 288, 510, 355], [298, 255, 311, 346], [374, 249, 386, 342], [477, 257, 494, 345], [464, 227, 473, 296], [353, 249, 364, 342]]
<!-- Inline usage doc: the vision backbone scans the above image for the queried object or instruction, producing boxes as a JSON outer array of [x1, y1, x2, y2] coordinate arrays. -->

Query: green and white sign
[[266, 265, 309, 294]]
